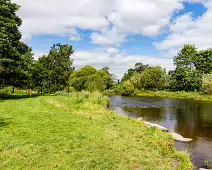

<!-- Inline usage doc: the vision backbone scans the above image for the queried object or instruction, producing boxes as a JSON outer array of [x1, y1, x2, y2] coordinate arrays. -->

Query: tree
[[134, 62, 150, 73], [195, 48, 212, 74], [140, 66, 168, 91], [121, 68, 135, 82], [174, 44, 197, 69], [0, 0, 32, 92], [85, 74, 105, 92], [46, 44, 74, 92], [121, 63, 149, 82], [120, 80, 134, 96], [97, 68, 115, 89], [70, 66, 97, 91], [130, 72, 142, 90], [33, 44, 74, 93], [172, 44, 202, 91], [169, 67, 202, 91], [33, 55, 49, 94], [202, 75, 212, 94]]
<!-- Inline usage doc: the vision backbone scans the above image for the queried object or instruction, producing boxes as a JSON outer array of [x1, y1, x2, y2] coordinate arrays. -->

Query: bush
[[202, 75, 212, 94], [85, 75, 106, 92], [0, 87, 13, 96], [120, 80, 134, 96]]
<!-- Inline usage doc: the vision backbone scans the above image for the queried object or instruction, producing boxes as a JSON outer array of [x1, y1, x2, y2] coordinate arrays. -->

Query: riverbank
[[135, 91, 212, 102], [0, 92, 191, 169]]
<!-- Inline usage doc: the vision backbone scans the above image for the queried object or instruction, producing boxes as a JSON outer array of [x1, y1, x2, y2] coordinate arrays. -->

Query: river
[[109, 95, 212, 169]]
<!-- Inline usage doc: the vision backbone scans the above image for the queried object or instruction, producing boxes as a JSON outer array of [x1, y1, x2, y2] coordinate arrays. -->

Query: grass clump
[[135, 90, 212, 102], [0, 92, 191, 169]]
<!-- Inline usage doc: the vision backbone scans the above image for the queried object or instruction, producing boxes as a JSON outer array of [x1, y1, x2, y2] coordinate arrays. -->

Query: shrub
[[0, 87, 13, 96], [85, 75, 106, 92], [202, 75, 212, 94], [120, 80, 134, 96]]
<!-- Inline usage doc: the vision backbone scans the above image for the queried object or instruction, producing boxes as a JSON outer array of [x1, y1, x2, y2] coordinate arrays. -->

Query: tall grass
[[135, 90, 212, 102]]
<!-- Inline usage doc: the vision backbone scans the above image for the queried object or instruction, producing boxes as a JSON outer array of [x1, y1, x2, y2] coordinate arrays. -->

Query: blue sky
[[13, 0, 211, 78]]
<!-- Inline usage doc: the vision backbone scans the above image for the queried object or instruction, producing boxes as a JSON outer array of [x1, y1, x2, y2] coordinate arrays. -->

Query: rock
[[170, 133, 193, 142], [144, 121, 169, 132], [137, 117, 143, 121]]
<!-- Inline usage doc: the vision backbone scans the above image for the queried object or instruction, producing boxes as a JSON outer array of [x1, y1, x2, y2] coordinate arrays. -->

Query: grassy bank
[[0, 92, 191, 169], [135, 91, 212, 102]]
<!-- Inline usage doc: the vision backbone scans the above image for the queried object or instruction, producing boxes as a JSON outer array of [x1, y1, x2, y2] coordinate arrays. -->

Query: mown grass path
[[0, 93, 191, 169]]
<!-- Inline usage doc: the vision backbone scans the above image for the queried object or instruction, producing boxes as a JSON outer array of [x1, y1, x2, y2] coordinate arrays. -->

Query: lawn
[[0, 92, 191, 169]]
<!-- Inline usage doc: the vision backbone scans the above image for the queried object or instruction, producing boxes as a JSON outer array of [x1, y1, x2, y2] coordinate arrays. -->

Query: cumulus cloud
[[72, 50, 174, 78], [155, 1, 212, 55], [12, 0, 209, 77], [33, 49, 174, 79], [13, 0, 204, 44], [91, 27, 126, 46]]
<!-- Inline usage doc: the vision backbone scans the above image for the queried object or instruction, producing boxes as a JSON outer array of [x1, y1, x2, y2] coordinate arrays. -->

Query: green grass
[[0, 92, 191, 169], [135, 90, 212, 102]]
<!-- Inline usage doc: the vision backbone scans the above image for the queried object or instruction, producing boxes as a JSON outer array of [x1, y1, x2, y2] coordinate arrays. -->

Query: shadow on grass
[[0, 94, 42, 101], [0, 117, 12, 130]]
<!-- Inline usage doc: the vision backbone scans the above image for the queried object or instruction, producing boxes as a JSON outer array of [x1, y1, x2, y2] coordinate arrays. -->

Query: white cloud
[[107, 0, 184, 36], [72, 50, 174, 79], [13, 0, 204, 44], [13, 0, 112, 41], [91, 27, 126, 46], [33, 51, 48, 60], [155, 1, 212, 55], [107, 48, 120, 55]]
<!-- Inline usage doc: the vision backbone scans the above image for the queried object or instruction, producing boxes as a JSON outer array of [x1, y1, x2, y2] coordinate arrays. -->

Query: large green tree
[[140, 66, 168, 91], [0, 0, 33, 91], [70, 66, 97, 91], [195, 48, 212, 74], [70, 66, 115, 92], [33, 55, 49, 94], [121, 63, 149, 82], [46, 44, 74, 92], [172, 44, 202, 91], [174, 44, 197, 69]]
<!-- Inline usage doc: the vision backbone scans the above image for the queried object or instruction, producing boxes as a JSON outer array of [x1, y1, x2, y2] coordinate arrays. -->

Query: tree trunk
[[12, 87, 15, 93]]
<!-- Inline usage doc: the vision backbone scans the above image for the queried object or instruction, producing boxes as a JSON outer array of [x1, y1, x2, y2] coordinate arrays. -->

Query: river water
[[109, 96, 212, 169]]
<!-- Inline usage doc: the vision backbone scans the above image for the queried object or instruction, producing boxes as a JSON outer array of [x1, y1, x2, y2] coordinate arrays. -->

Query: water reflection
[[110, 96, 212, 169]]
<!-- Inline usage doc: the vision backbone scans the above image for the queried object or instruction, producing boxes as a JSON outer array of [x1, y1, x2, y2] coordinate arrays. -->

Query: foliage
[[0, 93, 191, 169], [33, 44, 74, 93], [169, 67, 202, 92], [121, 63, 149, 82], [70, 66, 97, 91], [0, 87, 13, 95], [202, 75, 212, 95], [195, 48, 212, 74], [174, 44, 197, 69], [140, 66, 168, 91], [85, 74, 106, 92], [130, 72, 142, 90], [134, 62, 150, 73], [0, 0, 34, 90], [70, 66, 115, 92], [120, 80, 135, 96]]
